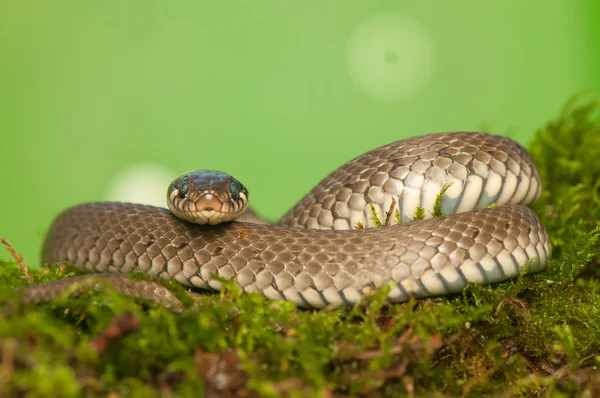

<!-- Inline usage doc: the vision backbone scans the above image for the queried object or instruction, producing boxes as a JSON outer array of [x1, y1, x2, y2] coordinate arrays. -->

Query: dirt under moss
[[1, 96, 600, 397]]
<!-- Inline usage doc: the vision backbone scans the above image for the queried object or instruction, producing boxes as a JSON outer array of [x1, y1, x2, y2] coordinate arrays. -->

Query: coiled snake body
[[28, 132, 551, 310]]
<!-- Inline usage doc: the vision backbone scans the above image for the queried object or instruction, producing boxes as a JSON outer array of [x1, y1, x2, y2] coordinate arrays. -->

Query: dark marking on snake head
[[213, 247, 223, 255], [472, 230, 479, 239]]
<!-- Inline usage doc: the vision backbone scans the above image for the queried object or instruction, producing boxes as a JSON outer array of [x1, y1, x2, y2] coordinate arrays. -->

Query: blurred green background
[[1, 1, 599, 264]]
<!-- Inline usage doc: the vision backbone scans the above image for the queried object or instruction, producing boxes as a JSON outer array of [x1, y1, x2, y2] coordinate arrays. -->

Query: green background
[[1, 1, 598, 264]]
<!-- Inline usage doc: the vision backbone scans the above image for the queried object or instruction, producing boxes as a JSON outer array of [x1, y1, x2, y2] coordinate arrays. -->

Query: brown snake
[[20, 132, 551, 311]]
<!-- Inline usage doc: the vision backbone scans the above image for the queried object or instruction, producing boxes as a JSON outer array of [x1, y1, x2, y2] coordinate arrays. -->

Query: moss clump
[[1, 96, 600, 397], [529, 96, 600, 252]]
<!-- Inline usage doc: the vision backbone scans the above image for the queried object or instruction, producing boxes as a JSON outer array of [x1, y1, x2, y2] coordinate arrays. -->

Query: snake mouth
[[192, 193, 224, 213], [168, 191, 227, 224], [186, 194, 227, 225]]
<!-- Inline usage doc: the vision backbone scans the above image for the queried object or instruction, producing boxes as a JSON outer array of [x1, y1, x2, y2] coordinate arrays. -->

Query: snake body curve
[[36, 132, 550, 309]]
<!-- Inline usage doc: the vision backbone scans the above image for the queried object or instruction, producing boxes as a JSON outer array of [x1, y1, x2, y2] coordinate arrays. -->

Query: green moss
[[432, 183, 453, 218], [413, 182, 452, 221], [413, 206, 426, 221], [369, 203, 384, 226], [1, 95, 600, 396]]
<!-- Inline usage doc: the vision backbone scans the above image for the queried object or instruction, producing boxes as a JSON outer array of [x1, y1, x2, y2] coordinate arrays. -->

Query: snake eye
[[230, 178, 240, 199], [179, 176, 189, 198], [230, 178, 247, 200]]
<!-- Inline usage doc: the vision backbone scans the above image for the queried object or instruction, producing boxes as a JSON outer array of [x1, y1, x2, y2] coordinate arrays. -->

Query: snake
[[19, 132, 551, 311]]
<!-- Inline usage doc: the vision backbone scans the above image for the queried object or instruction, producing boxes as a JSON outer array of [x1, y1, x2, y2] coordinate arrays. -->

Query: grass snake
[[21, 132, 551, 310]]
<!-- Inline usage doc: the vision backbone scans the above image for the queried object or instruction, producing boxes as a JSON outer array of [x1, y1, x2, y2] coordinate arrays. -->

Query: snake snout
[[194, 193, 223, 212]]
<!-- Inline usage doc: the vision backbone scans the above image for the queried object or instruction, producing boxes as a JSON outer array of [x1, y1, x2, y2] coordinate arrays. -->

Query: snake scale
[[22, 132, 551, 310]]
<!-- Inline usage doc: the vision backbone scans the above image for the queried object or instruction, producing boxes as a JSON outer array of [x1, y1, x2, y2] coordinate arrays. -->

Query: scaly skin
[[30, 132, 550, 309]]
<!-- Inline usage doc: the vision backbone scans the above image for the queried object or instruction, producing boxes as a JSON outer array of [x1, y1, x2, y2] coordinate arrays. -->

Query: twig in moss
[[374, 357, 410, 382], [495, 297, 529, 322], [0, 339, 16, 391], [269, 378, 321, 396], [357, 333, 442, 361], [402, 376, 415, 398], [90, 311, 141, 354], [384, 197, 397, 226], [579, 352, 600, 367], [0, 237, 33, 285], [338, 327, 443, 363]]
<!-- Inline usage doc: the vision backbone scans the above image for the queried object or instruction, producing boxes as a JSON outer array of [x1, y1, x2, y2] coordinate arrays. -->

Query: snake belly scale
[[37, 132, 550, 309]]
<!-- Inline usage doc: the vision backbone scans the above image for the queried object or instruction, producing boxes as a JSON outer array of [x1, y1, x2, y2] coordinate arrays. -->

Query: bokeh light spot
[[105, 163, 177, 207], [347, 13, 436, 102]]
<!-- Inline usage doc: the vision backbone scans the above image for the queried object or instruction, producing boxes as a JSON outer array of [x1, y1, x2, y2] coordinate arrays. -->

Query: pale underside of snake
[[19, 132, 551, 312]]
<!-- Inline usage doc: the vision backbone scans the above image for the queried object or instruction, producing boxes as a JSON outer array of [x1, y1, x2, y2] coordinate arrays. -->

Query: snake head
[[167, 170, 249, 225]]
